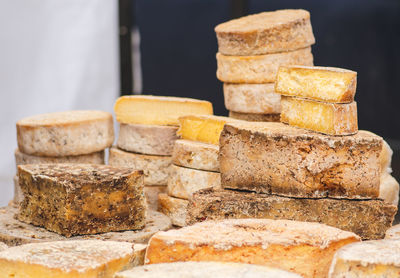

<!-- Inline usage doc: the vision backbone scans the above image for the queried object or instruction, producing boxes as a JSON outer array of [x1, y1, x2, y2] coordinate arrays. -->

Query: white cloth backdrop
[[0, 0, 119, 206]]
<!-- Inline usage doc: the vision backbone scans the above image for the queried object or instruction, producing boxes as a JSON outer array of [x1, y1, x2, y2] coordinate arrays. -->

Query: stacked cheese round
[[215, 9, 315, 121], [112, 95, 213, 210], [14, 110, 114, 205]]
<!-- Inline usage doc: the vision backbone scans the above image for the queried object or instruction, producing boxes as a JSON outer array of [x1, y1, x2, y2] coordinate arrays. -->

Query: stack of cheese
[[111, 95, 213, 210], [14, 110, 114, 205], [215, 9, 315, 122], [187, 66, 398, 240], [160, 115, 237, 227]]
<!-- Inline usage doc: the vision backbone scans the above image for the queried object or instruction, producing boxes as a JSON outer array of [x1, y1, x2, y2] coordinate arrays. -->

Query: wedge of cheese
[[172, 139, 219, 172], [280, 96, 358, 135], [0, 240, 135, 277], [275, 66, 357, 103], [229, 111, 281, 122], [177, 115, 238, 145], [145, 219, 360, 278], [144, 186, 166, 211], [114, 95, 213, 126], [116, 262, 301, 278], [167, 165, 221, 200], [379, 173, 399, 206], [158, 193, 189, 227], [329, 240, 400, 277]]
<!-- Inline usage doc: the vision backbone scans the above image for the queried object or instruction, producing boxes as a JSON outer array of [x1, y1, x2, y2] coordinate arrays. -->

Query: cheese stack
[[160, 115, 238, 227], [215, 9, 315, 121], [14, 110, 114, 205], [112, 95, 213, 210]]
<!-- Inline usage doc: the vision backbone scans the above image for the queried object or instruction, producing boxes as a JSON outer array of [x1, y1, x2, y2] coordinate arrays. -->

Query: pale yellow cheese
[[275, 66, 357, 103], [280, 96, 358, 135], [114, 95, 213, 125]]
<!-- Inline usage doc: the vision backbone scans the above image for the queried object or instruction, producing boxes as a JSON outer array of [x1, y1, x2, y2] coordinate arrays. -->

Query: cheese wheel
[[144, 186, 166, 211], [228, 111, 281, 122], [158, 193, 188, 227]]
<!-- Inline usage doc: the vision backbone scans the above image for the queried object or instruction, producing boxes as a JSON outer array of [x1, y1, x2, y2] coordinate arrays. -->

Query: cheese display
[[114, 95, 213, 125], [223, 83, 281, 114], [216, 47, 313, 84], [228, 111, 281, 122], [215, 9, 314, 56], [329, 240, 400, 277], [275, 66, 357, 103], [117, 123, 179, 156], [145, 218, 360, 278], [172, 139, 219, 172], [144, 186, 166, 211], [158, 193, 188, 227], [167, 165, 221, 200], [220, 122, 382, 199], [116, 262, 301, 278], [187, 189, 396, 240], [280, 96, 358, 135], [14, 149, 105, 165], [0, 240, 136, 277], [17, 164, 146, 237], [16, 110, 114, 157], [109, 147, 172, 186]]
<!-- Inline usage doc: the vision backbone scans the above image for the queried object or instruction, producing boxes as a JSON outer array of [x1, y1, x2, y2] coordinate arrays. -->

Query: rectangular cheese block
[[17, 164, 146, 237], [229, 111, 281, 122], [145, 218, 360, 278], [114, 95, 213, 125], [275, 66, 357, 103], [220, 122, 382, 199], [188, 188, 397, 240], [329, 240, 400, 277], [158, 193, 189, 227], [0, 240, 136, 277], [178, 115, 239, 145], [280, 96, 358, 135]]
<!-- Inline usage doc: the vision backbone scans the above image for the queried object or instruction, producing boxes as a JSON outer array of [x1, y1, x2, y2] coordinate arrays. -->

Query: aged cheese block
[[380, 140, 393, 174], [158, 193, 188, 227], [216, 47, 313, 84], [0, 240, 136, 277], [117, 123, 179, 155], [229, 111, 281, 122], [116, 262, 301, 278], [223, 83, 281, 114], [0, 243, 7, 251], [16, 110, 114, 157], [280, 96, 358, 135], [0, 206, 171, 246], [188, 188, 397, 240], [379, 173, 399, 206], [275, 66, 357, 103], [144, 186, 166, 211], [385, 224, 400, 239], [220, 122, 382, 199], [167, 165, 221, 200], [114, 95, 213, 126], [145, 218, 360, 278], [109, 147, 172, 186], [178, 115, 239, 145], [329, 240, 400, 277], [17, 164, 146, 237], [215, 9, 315, 56], [172, 139, 219, 172], [133, 244, 147, 266]]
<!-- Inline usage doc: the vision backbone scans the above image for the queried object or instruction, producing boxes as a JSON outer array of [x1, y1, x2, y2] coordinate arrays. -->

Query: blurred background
[[0, 0, 399, 206]]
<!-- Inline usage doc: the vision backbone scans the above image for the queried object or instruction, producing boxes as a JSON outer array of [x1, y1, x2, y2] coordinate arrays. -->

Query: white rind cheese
[[158, 193, 188, 227]]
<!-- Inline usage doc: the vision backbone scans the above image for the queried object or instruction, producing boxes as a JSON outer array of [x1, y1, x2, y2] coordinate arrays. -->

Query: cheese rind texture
[[216, 47, 313, 83], [280, 96, 358, 135], [144, 186, 166, 211], [17, 164, 146, 237], [0, 240, 135, 277], [158, 193, 188, 227], [114, 95, 213, 125], [229, 111, 281, 122], [172, 140, 219, 172], [215, 9, 315, 56], [16, 110, 114, 157], [145, 218, 360, 278], [167, 165, 221, 200], [379, 173, 399, 206], [275, 66, 357, 103], [220, 122, 382, 199], [109, 147, 172, 186], [188, 189, 396, 240], [117, 124, 179, 155], [223, 83, 281, 114], [116, 261, 301, 278], [329, 240, 400, 277]]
